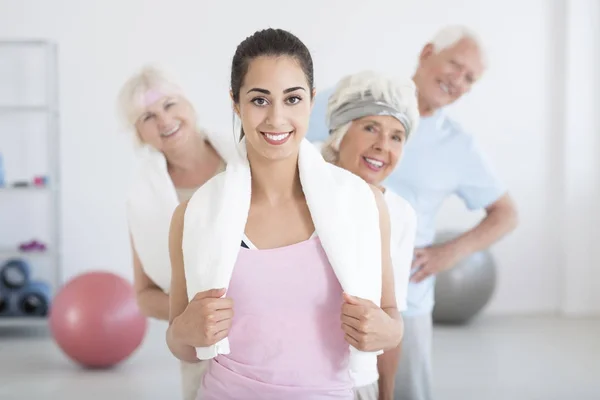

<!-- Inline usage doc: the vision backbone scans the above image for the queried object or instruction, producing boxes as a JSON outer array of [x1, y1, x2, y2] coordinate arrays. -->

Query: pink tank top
[[199, 236, 354, 400]]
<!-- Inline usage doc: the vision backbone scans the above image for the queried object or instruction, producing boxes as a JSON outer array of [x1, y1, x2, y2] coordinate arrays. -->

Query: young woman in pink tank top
[[166, 29, 404, 400]]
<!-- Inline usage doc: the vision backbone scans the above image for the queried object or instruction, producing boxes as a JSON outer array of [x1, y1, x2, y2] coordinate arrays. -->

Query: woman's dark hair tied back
[[230, 28, 314, 104]]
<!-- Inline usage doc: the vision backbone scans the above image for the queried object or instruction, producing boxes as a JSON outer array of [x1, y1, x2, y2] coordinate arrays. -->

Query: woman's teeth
[[161, 123, 181, 137], [363, 157, 384, 168], [263, 132, 291, 141]]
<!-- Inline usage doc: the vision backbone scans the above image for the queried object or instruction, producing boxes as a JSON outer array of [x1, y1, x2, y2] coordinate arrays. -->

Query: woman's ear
[[230, 90, 241, 117], [134, 126, 144, 145], [309, 88, 317, 112]]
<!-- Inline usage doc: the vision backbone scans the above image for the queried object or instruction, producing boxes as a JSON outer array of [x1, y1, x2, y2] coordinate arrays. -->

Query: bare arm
[[451, 193, 518, 257], [165, 200, 199, 363], [412, 193, 518, 283], [130, 235, 170, 320], [370, 185, 403, 400]]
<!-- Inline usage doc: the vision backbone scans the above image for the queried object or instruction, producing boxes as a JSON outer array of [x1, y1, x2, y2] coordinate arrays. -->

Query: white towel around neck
[[126, 130, 235, 293], [182, 137, 384, 382]]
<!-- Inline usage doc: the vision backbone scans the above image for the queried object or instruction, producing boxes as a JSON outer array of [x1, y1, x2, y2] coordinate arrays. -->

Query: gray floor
[[0, 316, 598, 400]]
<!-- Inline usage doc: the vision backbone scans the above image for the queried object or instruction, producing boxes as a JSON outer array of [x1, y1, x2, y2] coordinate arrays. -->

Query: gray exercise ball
[[432, 230, 497, 325]]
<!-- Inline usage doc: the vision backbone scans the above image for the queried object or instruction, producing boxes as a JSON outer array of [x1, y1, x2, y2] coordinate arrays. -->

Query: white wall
[[0, 0, 597, 315], [561, 0, 600, 316]]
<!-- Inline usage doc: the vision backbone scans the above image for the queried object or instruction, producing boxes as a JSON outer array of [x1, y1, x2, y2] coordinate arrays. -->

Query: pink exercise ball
[[49, 271, 148, 368]]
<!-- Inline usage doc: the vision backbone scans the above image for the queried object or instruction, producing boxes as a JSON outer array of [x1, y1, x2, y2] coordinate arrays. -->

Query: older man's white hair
[[116, 66, 186, 145], [321, 70, 419, 163], [430, 25, 488, 67]]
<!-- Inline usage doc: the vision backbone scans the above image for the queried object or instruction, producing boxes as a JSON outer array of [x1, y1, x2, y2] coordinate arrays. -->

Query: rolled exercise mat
[[16, 280, 51, 317], [0, 259, 31, 290]]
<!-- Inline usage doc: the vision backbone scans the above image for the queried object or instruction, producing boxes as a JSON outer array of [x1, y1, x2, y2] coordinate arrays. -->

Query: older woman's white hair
[[116, 66, 188, 146], [321, 70, 420, 163]]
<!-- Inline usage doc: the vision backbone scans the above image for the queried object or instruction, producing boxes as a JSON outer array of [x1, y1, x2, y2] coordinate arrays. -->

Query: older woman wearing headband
[[117, 66, 234, 400], [320, 71, 420, 400]]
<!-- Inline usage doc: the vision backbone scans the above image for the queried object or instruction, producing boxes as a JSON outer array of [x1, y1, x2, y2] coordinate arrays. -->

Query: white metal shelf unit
[[0, 40, 61, 325]]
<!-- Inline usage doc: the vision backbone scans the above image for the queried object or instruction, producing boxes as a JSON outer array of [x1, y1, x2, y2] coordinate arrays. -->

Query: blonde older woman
[[320, 71, 420, 400], [117, 66, 233, 400]]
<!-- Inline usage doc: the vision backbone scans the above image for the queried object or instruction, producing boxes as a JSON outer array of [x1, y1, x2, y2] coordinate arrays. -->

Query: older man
[[306, 26, 519, 400]]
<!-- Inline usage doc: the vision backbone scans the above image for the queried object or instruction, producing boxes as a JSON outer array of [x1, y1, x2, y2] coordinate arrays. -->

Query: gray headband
[[327, 95, 411, 136]]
